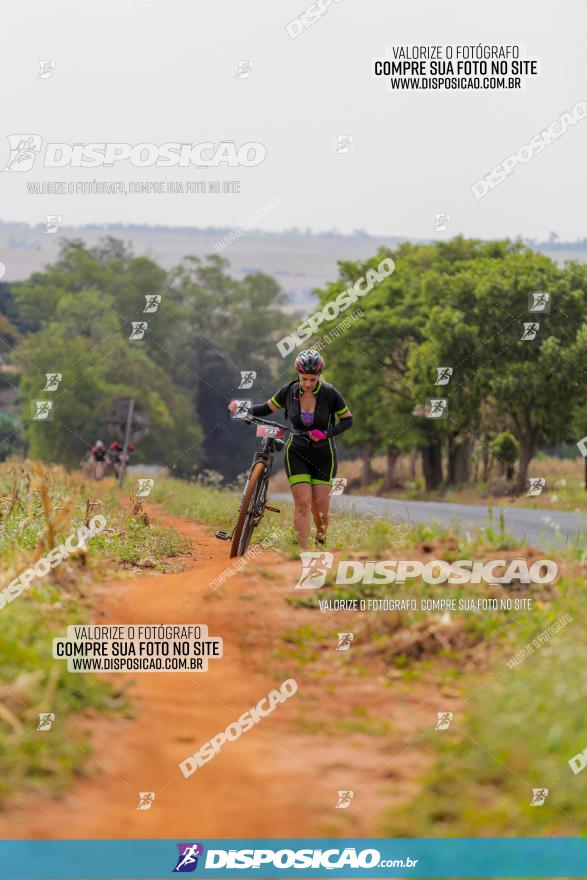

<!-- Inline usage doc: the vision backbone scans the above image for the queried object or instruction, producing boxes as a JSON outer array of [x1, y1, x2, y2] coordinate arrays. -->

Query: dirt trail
[[1, 505, 458, 839]]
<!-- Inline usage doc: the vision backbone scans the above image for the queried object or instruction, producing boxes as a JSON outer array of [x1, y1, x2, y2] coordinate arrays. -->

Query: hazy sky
[[1, 0, 585, 240]]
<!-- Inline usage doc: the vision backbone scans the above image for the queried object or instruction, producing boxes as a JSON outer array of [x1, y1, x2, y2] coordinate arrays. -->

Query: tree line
[[313, 237, 587, 492], [0, 235, 585, 493]]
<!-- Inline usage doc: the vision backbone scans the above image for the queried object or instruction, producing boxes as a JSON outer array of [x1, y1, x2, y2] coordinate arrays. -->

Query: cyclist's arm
[[228, 398, 278, 415], [327, 389, 353, 436], [327, 412, 353, 436], [236, 384, 288, 416], [248, 400, 278, 416]]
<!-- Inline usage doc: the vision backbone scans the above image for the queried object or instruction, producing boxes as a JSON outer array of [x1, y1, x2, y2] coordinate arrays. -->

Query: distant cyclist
[[91, 440, 107, 463], [228, 349, 353, 549], [108, 441, 136, 476], [89, 440, 107, 480]]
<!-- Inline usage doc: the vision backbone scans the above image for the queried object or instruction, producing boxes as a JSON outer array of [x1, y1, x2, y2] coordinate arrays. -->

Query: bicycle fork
[[215, 454, 280, 541]]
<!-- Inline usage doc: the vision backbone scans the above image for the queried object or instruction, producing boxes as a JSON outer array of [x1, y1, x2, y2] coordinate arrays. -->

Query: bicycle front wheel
[[230, 461, 267, 558]]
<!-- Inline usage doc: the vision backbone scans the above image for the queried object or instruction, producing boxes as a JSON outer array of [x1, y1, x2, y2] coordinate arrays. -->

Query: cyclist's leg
[[309, 439, 337, 541], [285, 441, 313, 548], [310, 484, 331, 540], [291, 483, 312, 549]]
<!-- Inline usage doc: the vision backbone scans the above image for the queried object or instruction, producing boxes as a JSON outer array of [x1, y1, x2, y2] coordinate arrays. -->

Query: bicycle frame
[[215, 414, 309, 547], [237, 418, 284, 513], [240, 414, 308, 491]]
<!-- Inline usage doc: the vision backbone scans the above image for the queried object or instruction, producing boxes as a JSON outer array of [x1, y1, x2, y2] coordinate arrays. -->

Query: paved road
[[272, 492, 587, 552]]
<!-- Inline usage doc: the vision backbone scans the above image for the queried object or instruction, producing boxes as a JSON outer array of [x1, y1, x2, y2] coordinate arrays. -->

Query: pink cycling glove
[[308, 429, 328, 441]]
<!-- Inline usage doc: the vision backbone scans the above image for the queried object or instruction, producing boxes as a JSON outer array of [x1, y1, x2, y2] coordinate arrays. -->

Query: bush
[[489, 431, 519, 480]]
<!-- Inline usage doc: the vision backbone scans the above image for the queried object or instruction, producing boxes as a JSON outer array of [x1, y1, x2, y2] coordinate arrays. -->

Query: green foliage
[[0, 313, 22, 349], [7, 238, 294, 478], [0, 414, 22, 461], [310, 238, 587, 490], [383, 578, 587, 836], [489, 431, 519, 466], [4, 235, 587, 489]]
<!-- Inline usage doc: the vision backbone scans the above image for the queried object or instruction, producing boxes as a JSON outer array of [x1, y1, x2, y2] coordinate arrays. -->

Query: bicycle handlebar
[[236, 412, 310, 444]]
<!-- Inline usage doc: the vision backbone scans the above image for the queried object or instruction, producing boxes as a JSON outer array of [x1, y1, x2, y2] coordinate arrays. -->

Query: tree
[[0, 314, 22, 354], [0, 414, 22, 461], [473, 253, 587, 491], [10, 240, 204, 473], [169, 254, 291, 479]]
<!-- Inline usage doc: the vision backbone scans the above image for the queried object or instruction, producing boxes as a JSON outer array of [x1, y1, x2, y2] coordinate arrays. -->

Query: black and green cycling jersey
[[270, 379, 349, 446], [269, 379, 350, 487]]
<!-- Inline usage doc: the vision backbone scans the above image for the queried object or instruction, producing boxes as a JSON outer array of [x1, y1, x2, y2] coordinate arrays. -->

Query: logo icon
[[44, 215, 62, 234], [129, 321, 148, 340], [238, 371, 256, 390], [137, 479, 154, 498], [44, 373, 62, 391], [330, 477, 347, 496], [296, 551, 334, 589], [426, 398, 448, 419], [137, 791, 156, 810], [521, 322, 539, 341], [435, 711, 453, 730], [143, 295, 161, 313], [529, 292, 551, 313], [37, 712, 55, 731], [335, 790, 354, 809], [2, 134, 42, 172], [435, 367, 453, 386], [336, 632, 353, 651], [32, 400, 54, 420], [432, 212, 450, 232], [37, 60, 56, 79], [231, 400, 253, 419], [334, 135, 353, 155], [527, 478, 545, 497], [530, 787, 549, 806], [236, 60, 254, 79], [173, 843, 204, 873]]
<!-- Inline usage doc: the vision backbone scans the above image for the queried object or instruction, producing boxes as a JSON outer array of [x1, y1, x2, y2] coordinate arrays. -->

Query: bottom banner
[[0, 838, 584, 878]]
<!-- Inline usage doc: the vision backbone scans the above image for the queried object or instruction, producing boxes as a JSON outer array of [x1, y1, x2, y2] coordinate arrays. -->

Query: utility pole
[[118, 397, 135, 488]]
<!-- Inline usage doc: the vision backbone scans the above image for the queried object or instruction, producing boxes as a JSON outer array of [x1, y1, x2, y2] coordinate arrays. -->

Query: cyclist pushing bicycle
[[227, 349, 353, 550]]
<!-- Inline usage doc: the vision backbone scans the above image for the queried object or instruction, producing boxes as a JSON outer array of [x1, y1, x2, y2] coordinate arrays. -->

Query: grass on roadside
[[150, 476, 542, 564], [0, 462, 190, 805], [381, 582, 587, 836]]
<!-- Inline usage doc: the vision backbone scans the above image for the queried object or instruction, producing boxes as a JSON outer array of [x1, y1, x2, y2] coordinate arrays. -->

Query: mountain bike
[[215, 413, 309, 558]]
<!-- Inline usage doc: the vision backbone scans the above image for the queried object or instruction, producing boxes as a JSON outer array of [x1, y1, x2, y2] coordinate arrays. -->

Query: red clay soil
[[0, 505, 460, 840]]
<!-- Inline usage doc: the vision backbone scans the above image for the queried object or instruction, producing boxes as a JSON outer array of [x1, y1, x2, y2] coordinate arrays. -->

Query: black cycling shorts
[[284, 438, 337, 487]]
